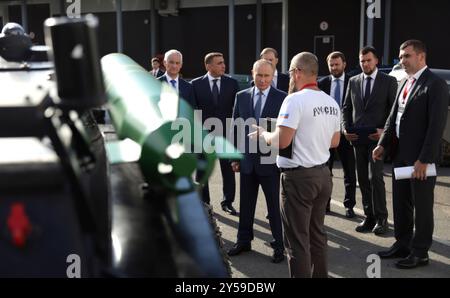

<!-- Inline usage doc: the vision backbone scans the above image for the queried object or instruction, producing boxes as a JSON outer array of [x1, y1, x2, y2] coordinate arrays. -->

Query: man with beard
[[342, 46, 397, 235], [250, 52, 341, 277], [318, 51, 356, 218]]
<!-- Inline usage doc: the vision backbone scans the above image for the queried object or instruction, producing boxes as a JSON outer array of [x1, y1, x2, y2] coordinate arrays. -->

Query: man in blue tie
[[318, 51, 356, 218], [158, 49, 196, 107], [227, 59, 287, 263]]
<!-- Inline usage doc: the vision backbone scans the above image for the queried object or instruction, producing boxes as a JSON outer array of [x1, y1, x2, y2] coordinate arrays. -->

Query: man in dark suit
[[158, 49, 196, 107], [373, 40, 449, 268], [227, 59, 286, 263], [342, 46, 397, 235], [318, 51, 356, 218], [252, 48, 289, 93], [191, 52, 239, 215], [150, 57, 164, 78]]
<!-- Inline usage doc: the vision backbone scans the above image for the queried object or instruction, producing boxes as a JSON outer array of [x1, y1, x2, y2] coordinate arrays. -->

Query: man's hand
[[412, 160, 428, 180], [231, 161, 240, 173], [343, 130, 359, 141], [372, 145, 385, 161], [248, 125, 268, 142], [248, 124, 294, 149], [368, 128, 384, 141]]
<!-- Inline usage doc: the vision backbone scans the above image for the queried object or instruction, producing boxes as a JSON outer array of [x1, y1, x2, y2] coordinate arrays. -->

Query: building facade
[[1, 0, 449, 77]]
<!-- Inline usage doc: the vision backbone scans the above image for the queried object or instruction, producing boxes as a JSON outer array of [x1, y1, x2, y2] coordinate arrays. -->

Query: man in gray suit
[[342, 46, 397, 235]]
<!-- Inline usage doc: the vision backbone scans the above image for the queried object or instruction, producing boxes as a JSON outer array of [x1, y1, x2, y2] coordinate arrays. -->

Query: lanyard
[[299, 83, 318, 91]]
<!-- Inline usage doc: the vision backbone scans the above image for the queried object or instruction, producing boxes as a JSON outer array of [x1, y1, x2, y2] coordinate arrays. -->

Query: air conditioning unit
[[156, 0, 179, 16]]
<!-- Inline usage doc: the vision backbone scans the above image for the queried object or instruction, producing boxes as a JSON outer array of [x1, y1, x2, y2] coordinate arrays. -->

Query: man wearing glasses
[[250, 52, 341, 277]]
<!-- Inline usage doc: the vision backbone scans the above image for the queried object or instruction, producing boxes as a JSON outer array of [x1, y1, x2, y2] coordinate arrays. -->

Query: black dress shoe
[[355, 218, 375, 233], [395, 254, 429, 269], [345, 208, 355, 218], [378, 244, 410, 259], [222, 204, 237, 215], [372, 219, 388, 235], [227, 242, 251, 256], [271, 248, 285, 263]]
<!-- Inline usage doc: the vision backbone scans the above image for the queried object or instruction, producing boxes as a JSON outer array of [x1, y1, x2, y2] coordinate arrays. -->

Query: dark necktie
[[254, 91, 263, 120], [170, 79, 177, 90], [364, 76, 372, 105], [334, 79, 341, 106], [212, 79, 219, 105]]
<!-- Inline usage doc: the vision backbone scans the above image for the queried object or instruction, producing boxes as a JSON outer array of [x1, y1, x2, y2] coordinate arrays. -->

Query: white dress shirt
[[164, 73, 179, 93], [207, 72, 221, 92], [272, 70, 279, 88], [395, 65, 428, 138], [362, 68, 378, 95]]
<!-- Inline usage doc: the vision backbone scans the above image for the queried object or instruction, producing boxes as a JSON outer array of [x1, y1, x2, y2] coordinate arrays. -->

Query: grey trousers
[[280, 166, 332, 278]]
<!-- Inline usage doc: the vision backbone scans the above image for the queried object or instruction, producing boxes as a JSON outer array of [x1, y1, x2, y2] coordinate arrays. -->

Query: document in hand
[[393, 163, 437, 180], [265, 117, 293, 159], [263, 117, 278, 132], [346, 126, 377, 145]]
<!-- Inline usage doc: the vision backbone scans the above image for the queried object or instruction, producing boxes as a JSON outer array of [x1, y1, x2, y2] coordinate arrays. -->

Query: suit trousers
[[280, 166, 331, 278], [198, 159, 236, 206], [392, 161, 435, 257], [327, 133, 356, 208], [237, 171, 283, 249], [354, 143, 388, 220]]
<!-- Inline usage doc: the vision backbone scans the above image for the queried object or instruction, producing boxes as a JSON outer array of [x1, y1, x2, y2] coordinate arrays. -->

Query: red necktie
[[402, 78, 416, 104]]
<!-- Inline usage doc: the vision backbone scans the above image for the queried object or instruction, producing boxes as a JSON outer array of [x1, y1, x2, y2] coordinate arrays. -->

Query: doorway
[[314, 35, 335, 76]]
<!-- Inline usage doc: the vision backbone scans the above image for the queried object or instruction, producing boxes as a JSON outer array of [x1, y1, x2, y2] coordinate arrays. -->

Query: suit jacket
[[342, 70, 398, 144], [317, 73, 350, 108], [151, 69, 164, 78], [379, 68, 449, 164], [191, 74, 239, 126], [158, 75, 196, 107], [232, 86, 287, 175], [276, 72, 290, 93], [251, 71, 290, 93]]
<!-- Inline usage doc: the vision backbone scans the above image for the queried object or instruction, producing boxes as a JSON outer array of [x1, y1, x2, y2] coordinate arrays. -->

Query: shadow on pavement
[[214, 212, 275, 245], [222, 238, 289, 278], [326, 225, 450, 278]]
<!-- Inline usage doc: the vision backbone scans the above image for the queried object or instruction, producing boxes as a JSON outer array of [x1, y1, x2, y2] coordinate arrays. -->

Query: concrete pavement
[[208, 161, 450, 278]]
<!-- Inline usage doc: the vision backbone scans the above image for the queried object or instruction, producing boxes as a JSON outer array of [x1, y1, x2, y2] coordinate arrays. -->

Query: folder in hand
[[346, 126, 377, 145], [393, 163, 437, 180], [263, 117, 293, 159]]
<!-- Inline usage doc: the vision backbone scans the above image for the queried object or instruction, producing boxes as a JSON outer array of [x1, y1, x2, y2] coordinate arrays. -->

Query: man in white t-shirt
[[249, 52, 341, 278]]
